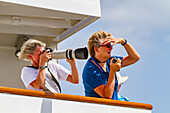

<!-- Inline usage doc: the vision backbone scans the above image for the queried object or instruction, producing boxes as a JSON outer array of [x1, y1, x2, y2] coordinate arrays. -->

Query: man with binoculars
[[18, 39, 79, 93]]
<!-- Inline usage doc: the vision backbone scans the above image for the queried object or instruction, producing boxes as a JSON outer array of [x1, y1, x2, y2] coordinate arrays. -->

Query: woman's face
[[29, 46, 45, 66], [97, 38, 113, 59]]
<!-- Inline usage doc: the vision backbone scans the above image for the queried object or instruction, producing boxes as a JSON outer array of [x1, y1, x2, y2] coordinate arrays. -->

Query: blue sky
[[58, 0, 170, 113]]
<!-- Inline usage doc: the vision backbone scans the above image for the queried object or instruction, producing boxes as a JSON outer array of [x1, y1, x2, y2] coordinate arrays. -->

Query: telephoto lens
[[42, 48, 53, 54], [42, 47, 88, 60]]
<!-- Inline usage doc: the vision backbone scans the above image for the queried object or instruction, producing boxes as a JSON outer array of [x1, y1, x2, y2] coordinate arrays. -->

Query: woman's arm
[[103, 38, 140, 67], [120, 39, 140, 67], [94, 58, 121, 99]]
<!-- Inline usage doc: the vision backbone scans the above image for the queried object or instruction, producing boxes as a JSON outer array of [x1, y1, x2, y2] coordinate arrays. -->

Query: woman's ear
[[94, 46, 99, 53]]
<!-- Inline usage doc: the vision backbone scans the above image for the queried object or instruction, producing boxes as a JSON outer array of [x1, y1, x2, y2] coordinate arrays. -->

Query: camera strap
[[26, 65, 61, 93], [47, 63, 61, 93]]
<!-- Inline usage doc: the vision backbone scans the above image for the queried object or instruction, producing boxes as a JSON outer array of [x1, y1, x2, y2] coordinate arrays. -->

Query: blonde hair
[[88, 31, 114, 57], [18, 39, 46, 61]]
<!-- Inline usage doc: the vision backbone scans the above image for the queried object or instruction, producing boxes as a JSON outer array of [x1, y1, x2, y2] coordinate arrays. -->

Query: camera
[[42, 47, 88, 60], [111, 57, 121, 71], [109, 57, 118, 63], [112, 57, 117, 63]]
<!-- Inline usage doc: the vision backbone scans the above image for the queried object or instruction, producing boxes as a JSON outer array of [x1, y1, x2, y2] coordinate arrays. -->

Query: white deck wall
[[0, 93, 151, 113], [0, 45, 29, 88]]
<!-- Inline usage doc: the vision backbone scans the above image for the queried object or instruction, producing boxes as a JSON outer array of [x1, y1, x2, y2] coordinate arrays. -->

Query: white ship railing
[[0, 86, 153, 113]]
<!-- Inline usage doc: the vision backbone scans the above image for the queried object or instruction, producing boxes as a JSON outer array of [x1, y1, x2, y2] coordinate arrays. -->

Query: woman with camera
[[82, 31, 140, 100], [18, 39, 79, 93]]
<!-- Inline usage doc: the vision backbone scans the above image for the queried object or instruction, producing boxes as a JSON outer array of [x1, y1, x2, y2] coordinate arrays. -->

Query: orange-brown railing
[[0, 86, 152, 110]]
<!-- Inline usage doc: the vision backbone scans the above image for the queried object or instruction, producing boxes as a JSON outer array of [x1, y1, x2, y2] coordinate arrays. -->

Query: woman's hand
[[110, 58, 121, 72], [102, 38, 124, 46]]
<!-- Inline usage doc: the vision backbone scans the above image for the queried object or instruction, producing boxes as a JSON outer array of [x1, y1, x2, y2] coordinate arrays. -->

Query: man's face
[[29, 46, 44, 65]]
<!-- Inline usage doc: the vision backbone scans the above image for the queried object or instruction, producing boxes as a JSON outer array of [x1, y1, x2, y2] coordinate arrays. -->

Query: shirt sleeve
[[85, 66, 104, 90], [54, 63, 71, 80], [21, 67, 37, 88]]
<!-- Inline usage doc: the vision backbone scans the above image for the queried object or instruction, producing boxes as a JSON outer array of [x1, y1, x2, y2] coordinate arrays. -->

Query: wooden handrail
[[0, 86, 153, 110]]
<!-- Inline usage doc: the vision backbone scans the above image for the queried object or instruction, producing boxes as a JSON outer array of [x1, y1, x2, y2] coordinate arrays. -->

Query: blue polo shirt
[[82, 56, 123, 100]]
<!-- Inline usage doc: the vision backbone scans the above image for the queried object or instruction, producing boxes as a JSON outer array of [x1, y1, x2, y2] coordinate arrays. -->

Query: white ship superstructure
[[0, 0, 153, 113]]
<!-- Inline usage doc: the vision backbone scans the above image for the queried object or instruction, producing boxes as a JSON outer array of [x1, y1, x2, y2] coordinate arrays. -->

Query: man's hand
[[66, 59, 76, 65], [39, 49, 51, 66]]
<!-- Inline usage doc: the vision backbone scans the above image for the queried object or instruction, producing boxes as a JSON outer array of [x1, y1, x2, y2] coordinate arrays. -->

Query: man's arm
[[66, 59, 79, 84], [30, 68, 46, 89], [30, 50, 51, 89]]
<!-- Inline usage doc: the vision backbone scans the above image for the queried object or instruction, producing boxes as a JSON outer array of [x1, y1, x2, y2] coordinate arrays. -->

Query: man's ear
[[27, 54, 32, 60]]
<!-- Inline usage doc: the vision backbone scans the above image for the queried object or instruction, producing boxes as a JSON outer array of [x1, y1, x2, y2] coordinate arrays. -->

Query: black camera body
[[42, 48, 53, 54], [112, 57, 117, 63], [111, 57, 121, 71]]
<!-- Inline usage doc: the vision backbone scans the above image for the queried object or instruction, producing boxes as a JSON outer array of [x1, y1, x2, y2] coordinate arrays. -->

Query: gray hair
[[18, 39, 46, 61]]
